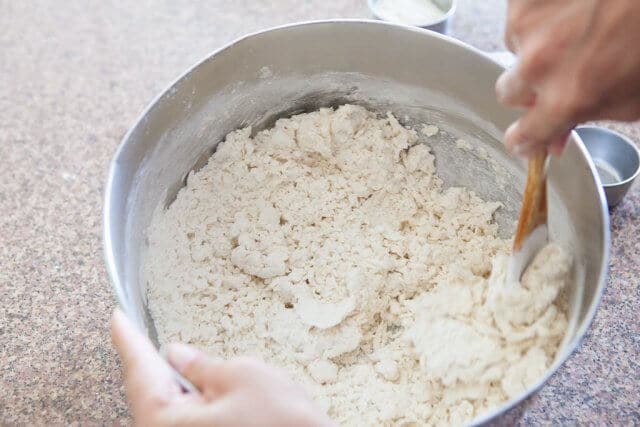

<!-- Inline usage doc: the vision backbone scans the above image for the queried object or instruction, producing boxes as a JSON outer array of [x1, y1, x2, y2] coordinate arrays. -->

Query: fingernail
[[496, 72, 515, 103], [511, 143, 526, 155], [496, 69, 526, 104], [504, 122, 531, 156], [167, 343, 200, 372], [495, 74, 508, 102], [506, 136, 530, 153]]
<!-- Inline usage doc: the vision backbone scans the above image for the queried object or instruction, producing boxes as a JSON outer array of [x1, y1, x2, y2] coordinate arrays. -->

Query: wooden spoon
[[508, 152, 549, 281]]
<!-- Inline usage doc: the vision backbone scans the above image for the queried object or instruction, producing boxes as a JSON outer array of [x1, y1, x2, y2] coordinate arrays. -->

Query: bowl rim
[[103, 19, 611, 426], [575, 124, 640, 188]]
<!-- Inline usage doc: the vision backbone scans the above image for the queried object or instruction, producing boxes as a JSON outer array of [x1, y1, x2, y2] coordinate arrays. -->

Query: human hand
[[496, 0, 640, 156], [110, 309, 335, 427]]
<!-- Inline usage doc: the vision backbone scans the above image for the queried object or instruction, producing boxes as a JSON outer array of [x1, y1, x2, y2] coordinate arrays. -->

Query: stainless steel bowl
[[104, 20, 610, 425], [575, 125, 640, 207], [368, 0, 456, 34]]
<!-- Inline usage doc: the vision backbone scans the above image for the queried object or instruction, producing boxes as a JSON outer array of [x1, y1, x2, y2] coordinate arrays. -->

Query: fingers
[[548, 130, 571, 156], [503, 76, 580, 155], [157, 402, 225, 427], [167, 343, 231, 397], [497, 63, 585, 157], [167, 397, 241, 427], [497, 19, 575, 109], [504, 0, 526, 52], [162, 353, 335, 427], [499, 0, 595, 157], [111, 309, 180, 416], [504, 116, 568, 157], [496, 67, 536, 107], [160, 395, 295, 427], [505, 125, 571, 158]]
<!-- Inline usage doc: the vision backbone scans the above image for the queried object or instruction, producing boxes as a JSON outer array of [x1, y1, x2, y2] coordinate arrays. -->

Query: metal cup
[[575, 125, 640, 207], [367, 0, 456, 34]]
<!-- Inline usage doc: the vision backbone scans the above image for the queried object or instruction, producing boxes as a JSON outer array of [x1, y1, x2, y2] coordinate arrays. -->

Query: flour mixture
[[145, 105, 571, 426]]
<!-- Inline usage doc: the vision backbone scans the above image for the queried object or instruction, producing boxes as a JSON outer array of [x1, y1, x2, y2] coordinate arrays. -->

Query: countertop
[[1, 1, 638, 424]]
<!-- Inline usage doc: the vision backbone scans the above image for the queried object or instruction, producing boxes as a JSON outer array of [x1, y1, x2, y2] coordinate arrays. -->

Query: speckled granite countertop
[[1, 1, 638, 424]]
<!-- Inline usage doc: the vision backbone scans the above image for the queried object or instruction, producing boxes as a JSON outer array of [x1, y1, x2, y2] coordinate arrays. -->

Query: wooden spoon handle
[[513, 152, 548, 251]]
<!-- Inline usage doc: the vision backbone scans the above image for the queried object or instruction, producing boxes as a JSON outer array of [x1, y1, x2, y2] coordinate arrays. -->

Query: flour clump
[[145, 105, 571, 426]]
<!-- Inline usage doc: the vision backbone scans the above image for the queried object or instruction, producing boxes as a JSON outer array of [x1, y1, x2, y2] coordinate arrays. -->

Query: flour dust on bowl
[[104, 20, 610, 426]]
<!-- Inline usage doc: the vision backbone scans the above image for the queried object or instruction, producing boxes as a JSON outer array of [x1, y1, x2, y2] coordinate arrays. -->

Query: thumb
[[111, 309, 180, 415], [167, 343, 232, 398], [504, 81, 579, 154]]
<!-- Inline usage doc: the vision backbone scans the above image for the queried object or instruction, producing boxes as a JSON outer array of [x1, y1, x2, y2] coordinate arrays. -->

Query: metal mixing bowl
[[104, 20, 610, 425]]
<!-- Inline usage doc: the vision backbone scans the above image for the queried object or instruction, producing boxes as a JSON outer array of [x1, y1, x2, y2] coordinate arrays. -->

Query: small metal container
[[575, 125, 640, 207], [368, 0, 456, 34]]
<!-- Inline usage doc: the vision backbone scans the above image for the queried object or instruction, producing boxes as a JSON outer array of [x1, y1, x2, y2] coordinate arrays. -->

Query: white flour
[[145, 105, 570, 426], [374, 0, 446, 25]]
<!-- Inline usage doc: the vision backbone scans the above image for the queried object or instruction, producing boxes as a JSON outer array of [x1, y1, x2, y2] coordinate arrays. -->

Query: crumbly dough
[[421, 124, 439, 137], [145, 105, 571, 426]]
